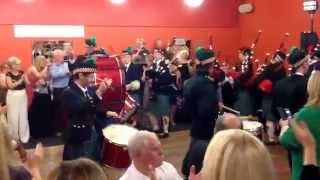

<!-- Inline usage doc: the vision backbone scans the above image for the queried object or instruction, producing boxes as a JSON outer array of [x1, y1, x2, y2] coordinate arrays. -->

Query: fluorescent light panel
[[14, 25, 85, 38]]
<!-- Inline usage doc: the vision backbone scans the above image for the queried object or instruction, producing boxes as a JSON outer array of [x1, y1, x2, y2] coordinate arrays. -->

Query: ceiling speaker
[[239, 3, 254, 14]]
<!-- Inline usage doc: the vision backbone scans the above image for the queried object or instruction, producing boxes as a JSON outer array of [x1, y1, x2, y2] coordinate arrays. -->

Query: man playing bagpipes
[[233, 30, 262, 116], [233, 47, 258, 116], [255, 50, 287, 143]]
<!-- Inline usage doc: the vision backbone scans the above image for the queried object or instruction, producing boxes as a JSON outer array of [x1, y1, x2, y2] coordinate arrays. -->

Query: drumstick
[[222, 105, 240, 115], [239, 116, 259, 121]]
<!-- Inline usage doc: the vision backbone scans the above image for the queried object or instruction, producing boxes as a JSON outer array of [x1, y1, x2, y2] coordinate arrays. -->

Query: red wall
[[0, 0, 241, 69], [240, 0, 318, 61]]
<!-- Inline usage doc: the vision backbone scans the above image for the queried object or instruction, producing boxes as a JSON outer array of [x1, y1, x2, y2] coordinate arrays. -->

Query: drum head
[[242, 121, 263, 131], [103, 125, 138, 146]]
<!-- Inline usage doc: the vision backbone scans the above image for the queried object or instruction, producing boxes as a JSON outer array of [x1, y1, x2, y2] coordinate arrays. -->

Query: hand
[[126, 84, 132, 91], [16, 143, 27, 163], [279, 119, 289, 128], [104, 78, 113, 88], [147, 164, 157, 180], [188, 165, 201, 180], [106, 111, 119, 118], [26, 143, 44, 169], [0, 105, 6, 113], [97, 78, 112, 94], [290, 120, 315, 149]]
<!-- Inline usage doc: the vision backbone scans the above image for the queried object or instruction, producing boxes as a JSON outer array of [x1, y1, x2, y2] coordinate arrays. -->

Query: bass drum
[[96, 56, 125, 112]]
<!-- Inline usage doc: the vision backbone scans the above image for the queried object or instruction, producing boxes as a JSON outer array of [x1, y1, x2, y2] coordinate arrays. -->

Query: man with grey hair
[[119, 130, 182, 180], [182, 113, 242, 179], [49, 49, 70, 136]]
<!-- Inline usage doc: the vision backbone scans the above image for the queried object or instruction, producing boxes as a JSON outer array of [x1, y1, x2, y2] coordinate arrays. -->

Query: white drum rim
[[103, 124, 138, 146]]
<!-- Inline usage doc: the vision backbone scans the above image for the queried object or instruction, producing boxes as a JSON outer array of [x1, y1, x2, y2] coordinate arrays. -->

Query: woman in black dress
[[27, 55, 52, 138]]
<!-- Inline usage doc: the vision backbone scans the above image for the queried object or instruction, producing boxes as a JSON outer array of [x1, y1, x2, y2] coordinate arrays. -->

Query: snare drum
[[102, 125, 138, 169], [242, 121, 263, 140]]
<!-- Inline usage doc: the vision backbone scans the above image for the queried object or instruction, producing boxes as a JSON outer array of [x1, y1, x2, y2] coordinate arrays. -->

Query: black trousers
[[182, 138, 209, 179], [52, 87, 67, 133]]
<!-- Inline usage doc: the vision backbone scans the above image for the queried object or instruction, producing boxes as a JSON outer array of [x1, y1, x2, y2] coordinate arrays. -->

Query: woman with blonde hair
[[280, 69, 320, 180], [190, 129, 275, 180], [47, 158, 107, 180], [6, 57, 30, 143], [27, 55, 52, 138]]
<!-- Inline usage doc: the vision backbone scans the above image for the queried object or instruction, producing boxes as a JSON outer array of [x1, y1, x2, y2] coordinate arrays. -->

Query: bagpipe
[[237, 30, 262, 87], [256, 33, 290, 94]]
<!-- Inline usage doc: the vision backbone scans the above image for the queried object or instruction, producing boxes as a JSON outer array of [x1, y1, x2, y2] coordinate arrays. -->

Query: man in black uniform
[[256, 51, 287, 143], [121, 47, 144, 104], [62, 57, 112, 160], [273, 48, 309, 118], [181, 47, 219, 177], [272, 47, 309, 169]]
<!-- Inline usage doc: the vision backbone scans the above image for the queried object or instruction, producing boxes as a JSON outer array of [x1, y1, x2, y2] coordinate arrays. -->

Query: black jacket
[[62, 82, 102, 144], [183, 74, 219, 140], [272, 74, 308, 118], [125, 63, 143, 93]]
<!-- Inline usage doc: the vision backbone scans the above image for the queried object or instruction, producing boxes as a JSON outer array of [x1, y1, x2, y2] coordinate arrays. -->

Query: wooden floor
[[28, 130, 290, 180]]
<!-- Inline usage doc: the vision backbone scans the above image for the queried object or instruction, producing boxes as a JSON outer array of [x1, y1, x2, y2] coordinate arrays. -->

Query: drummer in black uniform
[[62, 56, 113, 161]]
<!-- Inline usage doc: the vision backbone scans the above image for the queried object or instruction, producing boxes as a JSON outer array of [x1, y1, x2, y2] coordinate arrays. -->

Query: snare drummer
[[62, 56, 112, 161], [120, 131, 183, 180]]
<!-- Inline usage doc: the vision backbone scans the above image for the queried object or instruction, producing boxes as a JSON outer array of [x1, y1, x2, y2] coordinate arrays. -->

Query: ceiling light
[[184, 0, 204, 8], [110, 0, 126, 4]]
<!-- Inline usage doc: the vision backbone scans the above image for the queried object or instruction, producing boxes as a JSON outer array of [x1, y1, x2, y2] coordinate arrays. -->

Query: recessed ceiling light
[[110, 0, 126, 5], [184, 0, 204, 8]]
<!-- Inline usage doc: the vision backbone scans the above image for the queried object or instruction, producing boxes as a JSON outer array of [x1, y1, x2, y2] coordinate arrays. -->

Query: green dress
[[280, 106, 320, 180]]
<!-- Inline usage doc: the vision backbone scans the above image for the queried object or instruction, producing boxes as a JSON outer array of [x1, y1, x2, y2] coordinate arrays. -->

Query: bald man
[[49, 49, 70, 136], [119, 131, 182, 180]]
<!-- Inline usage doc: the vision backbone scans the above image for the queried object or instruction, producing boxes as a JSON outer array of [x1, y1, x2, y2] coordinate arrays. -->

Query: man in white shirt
[[119, 131, 183, 180]]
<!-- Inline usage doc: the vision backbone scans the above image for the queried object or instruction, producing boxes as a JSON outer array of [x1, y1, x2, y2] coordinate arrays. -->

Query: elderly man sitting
[[119, 130, 182, 180], [182, 113, 242, 179]]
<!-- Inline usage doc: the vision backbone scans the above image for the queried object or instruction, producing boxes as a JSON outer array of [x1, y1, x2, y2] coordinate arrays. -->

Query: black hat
[[288, 47, 307, 67], [239, 47, 252, 57], [72, 56, 96, 75], [273, 51, 286, 62]]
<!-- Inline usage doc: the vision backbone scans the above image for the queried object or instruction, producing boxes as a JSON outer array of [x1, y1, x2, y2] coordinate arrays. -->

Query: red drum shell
[[96, 56, 125, 112], [102, 139, 131, 169], [102, 125, 138, 169]]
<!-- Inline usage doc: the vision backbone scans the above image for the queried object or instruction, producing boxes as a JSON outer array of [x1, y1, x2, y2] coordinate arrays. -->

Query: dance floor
[[27, 130, 290, 180]]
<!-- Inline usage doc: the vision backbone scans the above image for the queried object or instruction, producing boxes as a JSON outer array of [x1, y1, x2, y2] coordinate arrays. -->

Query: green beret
[[288, 47, 307, 66], [196, 47, 214, 61], [122, 47, 133, 55], [85, 37, 97, 47]]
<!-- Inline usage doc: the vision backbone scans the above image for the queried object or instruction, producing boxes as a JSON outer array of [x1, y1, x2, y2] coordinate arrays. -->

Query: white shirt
[[119, 161, 183, 180]]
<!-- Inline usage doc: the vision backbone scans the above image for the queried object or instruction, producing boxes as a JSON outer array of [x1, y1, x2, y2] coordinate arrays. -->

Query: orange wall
[[0, 25, 240, 70], [239, 0, 319, 61], [0, 0, 241, 69]]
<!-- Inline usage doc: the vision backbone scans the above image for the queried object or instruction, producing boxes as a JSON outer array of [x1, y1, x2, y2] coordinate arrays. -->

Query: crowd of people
[[0, 35, 319, 180]]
